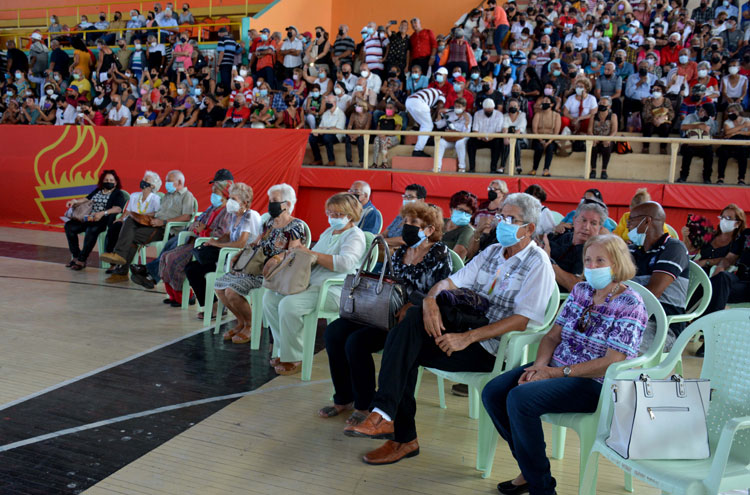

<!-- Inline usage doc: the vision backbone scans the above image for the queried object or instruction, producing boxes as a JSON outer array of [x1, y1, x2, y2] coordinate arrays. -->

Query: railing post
[[584, 139, 593, 179], [433, 136, 441, 173], [209, 0, 213, 18], [362, 133, 370, 169], [17, 9, 20, 28], [46, 8, 49, 27], [508, 136, 516, 176], [76, 6, 80, 24], [245, 0, 249, 16], [668, 142, 680, 183]]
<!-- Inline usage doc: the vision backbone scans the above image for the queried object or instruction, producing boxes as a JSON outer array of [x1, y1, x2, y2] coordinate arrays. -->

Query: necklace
[[577, 283, 622, 334]]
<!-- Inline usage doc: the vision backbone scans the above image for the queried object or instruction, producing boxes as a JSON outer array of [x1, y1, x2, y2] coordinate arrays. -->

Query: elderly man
[[677, 102, 719, 183], [359, 62, 382, 95], [332, 25, 356, 69], [338, 62, 358, 92], [408, 18, 437, 75], [595, 62, 623, 117], [348, 181, 382, 234], [384, 183, 427, 248], [345, 193, 555, 465], [280, 26, 303, 78], [309, 95, 345, 166], [101, 170, 196, 282], [623, 60, 656, 119], [627, 201, 689, 351], [108, 94, 131, 126], [467, 98, 505, 173], [541, 201, 607, 292]]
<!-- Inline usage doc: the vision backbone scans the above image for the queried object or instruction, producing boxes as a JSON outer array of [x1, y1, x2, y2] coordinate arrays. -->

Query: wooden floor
[[0, 226, 705, 495]]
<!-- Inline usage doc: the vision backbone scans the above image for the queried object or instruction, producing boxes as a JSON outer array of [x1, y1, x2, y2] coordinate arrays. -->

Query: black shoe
[[189, 296, 196, 306], [105, 265, 117, 274], [703, 179, 712, 184], [163, 298, 174, 304], [739, 179, 746, 185], [676, 177, 687, 183], [497, 479, 530, 495], [600, 171, 608, 180], [112, 264, 128, 276], [170, 300, 181, 307], [131, 272, 156, 290], [451, 383, 469, 397], [589, 170, 596, 179], [411, 150, 431, 158], [65, 259, 77, 268], [716, 178, 724, 184], [129, 264, 148, 276], [695, 343, 705, 358], [515, 167, 522, 175]]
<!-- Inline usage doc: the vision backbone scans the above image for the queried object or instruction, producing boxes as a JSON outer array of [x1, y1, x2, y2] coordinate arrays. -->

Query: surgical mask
[[385, 108, 395, 116], [360, 70, 369, 78], [471, 73, 480, 80], [355, 105, 363, 113], [401, 224, 427, 247], [210, 193, 224, 208], [451, 210, 472, 227], [73, 73, 81, 80], [194, 87, 202, 96], [15, 72, 22, 80], [239, 69, 248, 77], [475, 48, 483, 58], [164, 181, 176, 193], [177, 88, 185, 95], [628, 219, 647, 247], [268, 201, 285, 218], [698, 69, 708, 78], [151, 42, 157, 47], [719, 218, 737, 233], [495, 221, 525, 247], [328, 216, 349, 230], [679, 55, 689, 64], [402, 198, 416, 206], [311, 91, 320, 98], [584, 266, 614, 290], [729, 66, 740, 75], [141, 105, 148, 112], [575, 87, 584, 95], [260, 34, 268, 41], [544, 27, 552, 34], [354, 85, 363, 92], [552, 70, 561, 77], [454, 107, 464, 115], [334, 87, 343, 95], [435, 74, 444, 83], [260, 89, 268, 96], [46, 89, 54, 96], [134, 44, 142, 50], [318, 73, 326, 80], [94, 96, 104, 105], [225, 198, 241, 214], [452, 72, 462, 79], [453, 83, 462, 92], [411, 73, 420, 79]]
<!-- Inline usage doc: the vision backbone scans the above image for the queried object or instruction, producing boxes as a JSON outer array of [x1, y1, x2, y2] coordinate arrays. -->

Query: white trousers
[[437, 137, 468, 171], [405, 98, 433, 151]]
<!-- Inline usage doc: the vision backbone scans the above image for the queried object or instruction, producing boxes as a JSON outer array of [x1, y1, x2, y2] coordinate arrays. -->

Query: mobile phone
[[389, 20, 397, 25]]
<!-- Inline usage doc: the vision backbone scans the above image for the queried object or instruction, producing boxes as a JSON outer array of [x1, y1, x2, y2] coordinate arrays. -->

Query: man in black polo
[[627, 201, 689, 351]]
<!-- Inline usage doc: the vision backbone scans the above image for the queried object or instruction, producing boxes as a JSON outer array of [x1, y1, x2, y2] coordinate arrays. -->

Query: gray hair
[[353, 180, 371, 198], [229, 182, 253, 205], [166, 169, 185, 185], [267, 183, 296, 214], [697, 60, 710, 70], [503, 192, 541, 226], [143, 170, 162, 192], [604, 61, 616, 70], [574, 201, 608, 225]]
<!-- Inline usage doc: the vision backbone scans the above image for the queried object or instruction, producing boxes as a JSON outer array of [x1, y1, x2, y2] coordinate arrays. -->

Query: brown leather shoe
[[105, 273, 129, 283], [362, 439, 419, 465], [344, 411, 394, 439], [100, 252, 127, 265]]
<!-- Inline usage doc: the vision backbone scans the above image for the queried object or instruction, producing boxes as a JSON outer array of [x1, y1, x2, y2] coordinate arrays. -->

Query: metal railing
[[310, 128, 750, 183]]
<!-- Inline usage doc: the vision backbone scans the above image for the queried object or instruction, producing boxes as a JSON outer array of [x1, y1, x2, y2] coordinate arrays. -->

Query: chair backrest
[[362, 232, 379, 271], [623, 281, 669, 368], [374, 209, 384, 234], [121, 190, 130, 203], [260, 212, 270, 225], [299, 220, 312, 248], [665, 223, 679, 240], [686, 260, 712, 317], [448, 248, 464, 274], [550, 210, 564, 224]]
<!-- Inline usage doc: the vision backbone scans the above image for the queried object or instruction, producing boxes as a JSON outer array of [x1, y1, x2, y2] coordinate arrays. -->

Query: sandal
[[65, 259, 77, 268], [318, 402, 353, 418], [269, 357, 281, 367], [530, 169, 537, 176], [70, 261, 86, 271], [345, 410, 368, 426], [543, 169, 551, 177], [274, 361, 302, 376], [231, 329, 252, 344], [222, 328, 240, 341]]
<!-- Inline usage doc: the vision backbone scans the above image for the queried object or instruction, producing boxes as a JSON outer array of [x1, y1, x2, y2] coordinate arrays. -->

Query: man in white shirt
[[280, 26, 303, 77], [436, 97, 472, 172], [308, 96, 346, 165], [108, 95, 132, 126], [467, 98, 505, 172], [55, 97, 78, 125], [359, 62, 382, 95], [337, 63, 358, 92]]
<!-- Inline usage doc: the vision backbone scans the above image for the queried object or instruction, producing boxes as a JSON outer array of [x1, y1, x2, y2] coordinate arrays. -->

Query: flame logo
[[33, 127, 109, 224]]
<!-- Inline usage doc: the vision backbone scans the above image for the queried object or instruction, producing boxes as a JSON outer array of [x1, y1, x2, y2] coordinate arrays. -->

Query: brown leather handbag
[[339, 235, 406, 331], [70, 200, 93, 222], [262, 249, 318, 295]]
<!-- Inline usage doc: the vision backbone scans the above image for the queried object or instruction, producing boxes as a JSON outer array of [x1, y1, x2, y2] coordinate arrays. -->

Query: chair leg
[[550, 425, 567, 460], [249, 288, 265, 350], [181, 278, 191, 310], [624, 473, 634, 492], [577, 427, 598, 495], [202, 274, 217, 327], [477, 408, 500, 477], [580, 450, 601, 495], [414, 366, 423, 399], [437, 376, 447, 409], [213, 299, 224, 334], [469, 385, 479, 420], [97, 232, 108, 268], [300, 312, 317, 381], [675, 356, 684, 376]]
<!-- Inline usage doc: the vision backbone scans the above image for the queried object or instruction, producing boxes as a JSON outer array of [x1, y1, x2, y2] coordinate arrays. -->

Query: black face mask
[[268, 201, 285, 218], [711, 56, 721, 63], [700, 114, 710, 122], [102, 182, 116, 190], [401, 223, 423, 247], [711, 44, 719, 51], [183, 6, 188, 11], [140, 180, 152, 190], [338, 28, 344, 35], [484, 110, 494, 117], [541, 43, 548, 49], [325, 102, 334, 110], [316, 32, 322, 38], [487, 190, 498, 202], [728, 113, 739, 121], [234, 83, 241, 90], [508, 107, 518, 114], [482, 84, 490, 92], [287, 31, 294, 38], [541, 102, 551, 110], [565, 46, 573, 53], [388, 71, 398, 79], [638, 68, 648, 76], [615, 57, 623, 64], [233, 101, 240, 108], [100, 15, 106, 20], [598, 104, 608, 112], [511, 91, 520, 98], [668, 40, 676, 47]]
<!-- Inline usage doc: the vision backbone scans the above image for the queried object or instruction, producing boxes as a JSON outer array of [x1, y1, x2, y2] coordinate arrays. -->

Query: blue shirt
[[561, 210, 616, 232], [385, 214, 405, 238], [406, 75, 429, 95], [357, 200, 383, 235], [624, 73, 656, 100]]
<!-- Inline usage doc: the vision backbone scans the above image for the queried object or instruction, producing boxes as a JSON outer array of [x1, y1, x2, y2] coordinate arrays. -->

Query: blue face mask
[[629, 218, 647, 247], [260, 34, 268, 41], [544, 27, 552, 34], [475, 48, 483, 59], [453, 82, 462, 92], [402, 198, 416, 206], [584, 266, 614, 290], [328, 215, 349, 230], [259, 89, 268, 96], [311, 91, 320, 98], [210, 193, 224, 208], [435, 74, 444, 83], [164, 181, 176, 193], [496, 221, 525, 247], [451, 209, 472, 227]]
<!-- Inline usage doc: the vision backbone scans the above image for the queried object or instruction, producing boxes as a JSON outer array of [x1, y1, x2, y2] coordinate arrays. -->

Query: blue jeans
[[482, 364, 602, 495], [146, 233, 181, 282], [493, 25, 509, 55]]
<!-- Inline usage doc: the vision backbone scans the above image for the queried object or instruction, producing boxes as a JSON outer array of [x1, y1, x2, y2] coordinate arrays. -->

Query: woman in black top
[[64, 170, 127, 270], [384, 21, 410, 74], [319, 202, 453, 427]]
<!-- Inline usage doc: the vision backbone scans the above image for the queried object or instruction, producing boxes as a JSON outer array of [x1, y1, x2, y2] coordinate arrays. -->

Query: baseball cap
[[210, 169, 234, 183], [260, 28, 270, 34], [454, 76, 466, 84], [482, 98, 495, 109], [286, 25, 298, 33], [436, 67, 449, 75], [31, 32, 42, 40]]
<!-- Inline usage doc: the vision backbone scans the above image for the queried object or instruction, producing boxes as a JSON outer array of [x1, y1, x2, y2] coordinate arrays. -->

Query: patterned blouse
[[391, 242, 453, 299], [258, 218, 306, 258], [385, 32, 410, 69], [90, 190, 109, 213], [551, 282, 648, 383]]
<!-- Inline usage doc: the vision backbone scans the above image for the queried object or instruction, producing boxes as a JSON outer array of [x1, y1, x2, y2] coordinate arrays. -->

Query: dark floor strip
[[0, 240, 98, 265]]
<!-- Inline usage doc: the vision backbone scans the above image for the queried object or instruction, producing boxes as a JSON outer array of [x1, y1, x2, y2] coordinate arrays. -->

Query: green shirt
[[155, 187, 196, 221], [442, 220, 474, 254]]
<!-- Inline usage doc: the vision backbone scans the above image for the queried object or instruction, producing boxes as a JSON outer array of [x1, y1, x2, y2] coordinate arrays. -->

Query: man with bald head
[[348, 181, 382, 234], [627, 201, 689, 351]]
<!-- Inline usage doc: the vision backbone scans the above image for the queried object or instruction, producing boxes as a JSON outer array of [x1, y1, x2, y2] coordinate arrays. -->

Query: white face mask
[[151, 42, 157, 47], [141, 105, 148, 112], [698, 69, 708, 78], [652, 91, 663, 98], [334, 87, 343, 95], [46, 89, 54, 96], [719, 218, 737, 233], [177, 88, 185, 95], [454, 107, 464, 115], [239, 69, 248, 77], [360, 70, 369, 78], [225, 198, 241, 214], [575, 87, 584, 95], [729, 66, 740, 75]]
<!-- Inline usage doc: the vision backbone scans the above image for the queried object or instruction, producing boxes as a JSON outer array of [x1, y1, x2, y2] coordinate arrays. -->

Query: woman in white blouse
[[501, 98, 527, 175], [563, 78, 597, 134]]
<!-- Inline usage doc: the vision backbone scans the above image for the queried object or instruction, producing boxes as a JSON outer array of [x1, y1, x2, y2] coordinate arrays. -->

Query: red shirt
[[659, 44, 682, 66], [410, 29, 437, 60], [428, 80, 457, 107], [493, 6, 509, 27], [455, 89, 474, 111], [225, 106, 250, 124], [255, 40, 277, 70]]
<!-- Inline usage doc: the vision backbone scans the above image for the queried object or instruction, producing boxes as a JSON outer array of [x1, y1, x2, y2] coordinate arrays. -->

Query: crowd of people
[[4, 0, 750, 181], [63, 164, 749, 493]]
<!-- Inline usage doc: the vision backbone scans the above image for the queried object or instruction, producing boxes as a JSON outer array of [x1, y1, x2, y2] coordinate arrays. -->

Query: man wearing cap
[[280, 26, 303, 78], [406, 87, 446, 157], [229, 75, 252, 105], [679, 83, 712, 117], [452, 76, 474, 111], [467, 98, 504, 173], [428, 67, 457, 107], [678, 102, 719, 183], [28, 32, 49, 84], [217, 27, 240, 93], [254, 28, 277, 89]]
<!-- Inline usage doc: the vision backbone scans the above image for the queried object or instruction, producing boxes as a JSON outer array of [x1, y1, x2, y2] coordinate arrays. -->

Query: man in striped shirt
[[332, 25, 356, 70], [217, 27, 239, 94], [406, 88, 445, 157], [363, 22, 389, 78]]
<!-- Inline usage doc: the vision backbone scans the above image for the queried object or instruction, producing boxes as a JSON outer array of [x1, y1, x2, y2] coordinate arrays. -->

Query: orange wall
[[251, 0, 333, 36]]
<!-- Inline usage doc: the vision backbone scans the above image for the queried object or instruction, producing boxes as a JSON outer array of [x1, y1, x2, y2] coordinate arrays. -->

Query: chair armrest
[[217, 247, 241, 273], [705, 415, 750, 491], [193, 237, 212, 248], [316, 278, 345, 308], [177, 230, 196, 245], [490, 329, 548, 374], [163, 221, 189, 240]]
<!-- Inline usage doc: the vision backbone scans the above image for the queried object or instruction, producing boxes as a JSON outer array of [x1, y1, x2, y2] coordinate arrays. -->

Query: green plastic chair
[[135, 197, 198, 264], [448, 248, 465, 272], [665, 223, 680, 240], [549, 210, 564, 224], [538, 281, 668, 494], [581, 308, 750, 495]]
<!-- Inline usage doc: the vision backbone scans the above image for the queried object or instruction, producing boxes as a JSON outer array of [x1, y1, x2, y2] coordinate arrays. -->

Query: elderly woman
[[588, 95, 618, 180], [563, 78, 597, 134], [318, 202, 452, 425], [263, 193, 366, 376], [184, 183, 262, 319], [64, 170, 128, 270], [443, 190, 478, 261], [215, 184, 308, 344], [640, 82, 674, 155], [482, 234, 647, 495], [154, 180, 234, 305]]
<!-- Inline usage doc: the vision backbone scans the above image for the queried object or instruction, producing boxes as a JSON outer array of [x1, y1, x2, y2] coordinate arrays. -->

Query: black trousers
[[345, 136, 364, 164], [370, 306, 495, 443], [112, 218, 164, 265], [309, 134, 339, 163], [324, 318, 388, 411], [184, 258, 218, 304], [680, 144, 713, 182], [591, 142, 612, 171], [105, 220, 123, 253], [467, 137, 503, 172], [717, 144, 749, 181], [642, 121, 670, 139], [623, 97, 643, 118], [410, 56, 430, 74], [64, 219, 108, 262], [706, 271, 750, 314], [501, 140, 522, 171], [532, 140, 556, 171], [219, 65, 232, 93]]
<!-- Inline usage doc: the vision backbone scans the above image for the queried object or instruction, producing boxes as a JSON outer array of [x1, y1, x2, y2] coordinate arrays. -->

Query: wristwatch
[[562, 366, 572, 378]]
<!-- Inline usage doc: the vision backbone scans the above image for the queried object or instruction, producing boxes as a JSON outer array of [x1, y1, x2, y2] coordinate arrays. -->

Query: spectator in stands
[[5, 40, 28, 76], [443, 190, 477, 260], [280, 26, 303, 79], [156, 8, 179, 42], [28, 33, 49, 84], [501, 98, 526, 175], [384, 183, 427, 248], [320, 201, 451, 427], [47, 40, 70, 81], [70, 38, 93, 80], [408, 18, 436, 74], [406, 87, 445, 158], [332, 25, 356, 70], [309, 95, 345, 165], [359, 62, 383, 95], [623, 60, 657, 120], [563, 78, 597, 134], [217, 27, 239, 93], [640, 82, 674, 155], [588, 96, 618, 180], [101, 170, 195, 282], [555, 189, 616, 233], [429, 66, 457, 106], [540, 201, 608, 292], [222, 93, 250, 127], [263, 193, 365, 376], [720, 59, 747, 114], [628, 201, 689, 351], [345, 99, 370, 167], [345, 193, 555, 466], [305, 26, 333, 77], [716, 103, 750, 184], [467, 98, 504, 173], [108, 94, 132, 126], [406, 65, 429, 95], [524, 184, 556, 237], [436, 97, 471, 172], [64, 170, 128, 270], [684, 204, 745, 275], [678, 102, 719, 183], [466, 180, 508, 259], [178, 3, 195, 25], [483, 234, 646, 495], [531, 95, 561, 176]]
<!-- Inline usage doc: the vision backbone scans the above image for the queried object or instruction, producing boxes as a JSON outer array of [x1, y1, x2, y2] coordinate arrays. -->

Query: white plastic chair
[[581, 308, 750, 495]]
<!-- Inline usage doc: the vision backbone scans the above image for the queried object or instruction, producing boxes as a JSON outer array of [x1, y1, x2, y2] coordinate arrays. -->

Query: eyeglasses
[[402, 194, 418, 200], [718, 215, 736, 222], [347, 190, 362, 197], [496, 214, 526, 226], [488, 186, 503, 192], [326, 210, 347, 219]]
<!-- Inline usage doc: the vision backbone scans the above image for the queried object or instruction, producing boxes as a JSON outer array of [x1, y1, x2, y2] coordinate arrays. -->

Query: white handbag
[[606, 374, 711, 460]]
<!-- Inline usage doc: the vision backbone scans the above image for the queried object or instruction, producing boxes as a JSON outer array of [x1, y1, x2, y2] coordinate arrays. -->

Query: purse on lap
[[262, 249, 318, 295], [232, 226, 271, 276], [70, 200, 94, 222]]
